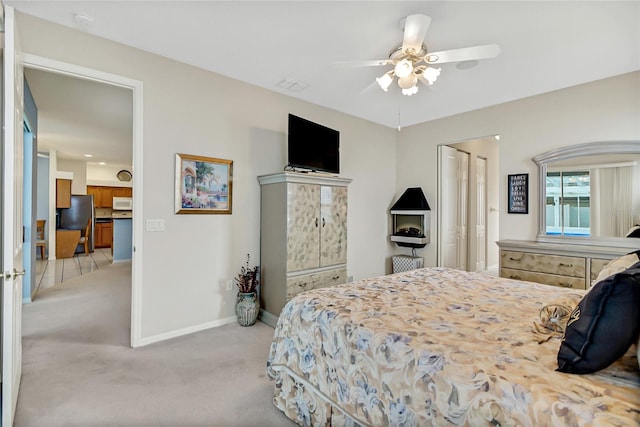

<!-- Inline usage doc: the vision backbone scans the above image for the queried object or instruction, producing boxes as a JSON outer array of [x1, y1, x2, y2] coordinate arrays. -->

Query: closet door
[[287, 183, 320, 272], [319, 185, 347, 267]]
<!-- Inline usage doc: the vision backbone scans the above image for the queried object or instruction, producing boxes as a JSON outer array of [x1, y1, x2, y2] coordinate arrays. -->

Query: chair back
[[36, 219, 46, 241], [79, 218, 92, 255]]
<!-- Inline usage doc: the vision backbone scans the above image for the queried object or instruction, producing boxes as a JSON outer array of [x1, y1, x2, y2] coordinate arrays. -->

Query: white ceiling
[[25, 68, 133, 165], [11, 1, 640, 162]]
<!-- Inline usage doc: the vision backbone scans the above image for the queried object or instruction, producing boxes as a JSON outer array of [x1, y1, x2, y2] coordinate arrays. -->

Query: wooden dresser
[[496, 240, 632, 290]]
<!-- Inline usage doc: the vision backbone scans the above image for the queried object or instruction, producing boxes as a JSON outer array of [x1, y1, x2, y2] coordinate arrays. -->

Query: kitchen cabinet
[[258, 172, 351, 325], [112, 187, 132, 197], [95, 221, 113, 249], [56, 179, 72, 208], [87, 186, 132, 208]]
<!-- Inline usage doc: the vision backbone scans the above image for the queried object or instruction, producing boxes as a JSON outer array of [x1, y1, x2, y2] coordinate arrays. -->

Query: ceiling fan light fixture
[[394, 59, 414, 78], [397, 73, 417, 89], [376, 72, 393, 91], [423, 67, 441, 84], [402, 85, 419, 96]]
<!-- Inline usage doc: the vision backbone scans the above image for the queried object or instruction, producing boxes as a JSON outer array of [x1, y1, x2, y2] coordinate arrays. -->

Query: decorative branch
[[236, 253, 260, 293]]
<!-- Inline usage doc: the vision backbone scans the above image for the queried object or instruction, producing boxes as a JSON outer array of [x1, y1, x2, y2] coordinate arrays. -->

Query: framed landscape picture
[[175, 153, 233, 214]]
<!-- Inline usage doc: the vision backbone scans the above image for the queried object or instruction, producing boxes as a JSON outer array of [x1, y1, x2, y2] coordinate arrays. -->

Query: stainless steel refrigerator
[[58, 194, 95, 253]]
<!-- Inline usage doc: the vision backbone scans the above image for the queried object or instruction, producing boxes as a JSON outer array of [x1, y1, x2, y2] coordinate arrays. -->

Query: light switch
[[146, 219, 165, 231]]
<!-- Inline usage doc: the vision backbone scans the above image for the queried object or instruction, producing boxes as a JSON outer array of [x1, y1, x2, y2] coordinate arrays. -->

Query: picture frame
[[507, 173, 528, 214], [175, 153, 233, 214]]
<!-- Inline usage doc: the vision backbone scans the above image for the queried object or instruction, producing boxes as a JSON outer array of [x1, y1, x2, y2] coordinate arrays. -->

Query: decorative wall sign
[[508, 173, 529, 214], [175, 153, 233, 214]]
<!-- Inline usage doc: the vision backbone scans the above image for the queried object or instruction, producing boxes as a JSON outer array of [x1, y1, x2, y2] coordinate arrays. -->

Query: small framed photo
[[175, 153, 232, 214], [507, 173, 528, 214]]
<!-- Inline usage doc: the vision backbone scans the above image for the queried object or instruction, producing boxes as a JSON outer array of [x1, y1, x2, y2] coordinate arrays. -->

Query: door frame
[[21, 53, 145, 347]]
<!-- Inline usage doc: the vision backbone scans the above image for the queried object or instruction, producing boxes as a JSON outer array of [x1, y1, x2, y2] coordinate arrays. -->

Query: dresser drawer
[[500, 250, 585, 278], [286, 268, 347, 301], [590, 258, 611, 282], [501, 268, 586, 289]]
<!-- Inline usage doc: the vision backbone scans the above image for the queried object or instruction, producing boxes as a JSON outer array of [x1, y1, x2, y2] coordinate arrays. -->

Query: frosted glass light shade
[[376, 73, 393, 91], [394, 59, 413, 78], [402, 85, 419, 96], [423, 67, 441, 85]]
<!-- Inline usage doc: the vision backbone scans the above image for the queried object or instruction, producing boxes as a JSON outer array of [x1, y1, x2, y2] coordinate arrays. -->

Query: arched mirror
[[532, 141, 640, 249]]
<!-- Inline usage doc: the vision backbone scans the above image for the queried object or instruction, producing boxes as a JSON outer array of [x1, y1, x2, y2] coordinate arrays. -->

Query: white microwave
[[112, 197, 133, 210]]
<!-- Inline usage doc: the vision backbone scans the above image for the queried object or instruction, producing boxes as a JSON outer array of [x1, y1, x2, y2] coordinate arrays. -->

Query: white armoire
[[257, 172, 351, 326]]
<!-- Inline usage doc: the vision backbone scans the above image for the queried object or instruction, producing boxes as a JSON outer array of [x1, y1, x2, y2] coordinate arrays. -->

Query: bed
[[266, 267, 639, 426]]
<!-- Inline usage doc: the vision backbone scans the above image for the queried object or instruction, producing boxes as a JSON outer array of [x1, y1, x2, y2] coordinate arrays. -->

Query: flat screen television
[[288, 114, 340, 174]]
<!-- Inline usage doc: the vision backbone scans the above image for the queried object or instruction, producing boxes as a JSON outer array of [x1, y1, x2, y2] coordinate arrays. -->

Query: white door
[[456, 151, 469, 271], [476, 157, 487, 272], [438, 145, 459, 268], [2, 5, 25, 425]]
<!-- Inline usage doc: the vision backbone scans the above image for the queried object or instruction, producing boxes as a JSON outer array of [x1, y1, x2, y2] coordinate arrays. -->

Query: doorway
[[437, 136, 500, 273], [21, 53, 144, 347]]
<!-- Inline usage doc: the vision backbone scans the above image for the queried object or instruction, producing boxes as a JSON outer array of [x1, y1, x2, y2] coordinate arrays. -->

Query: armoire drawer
[[501, 250, 585, 278], [501, 268, 586, 289], [286, 268, 347, 301]]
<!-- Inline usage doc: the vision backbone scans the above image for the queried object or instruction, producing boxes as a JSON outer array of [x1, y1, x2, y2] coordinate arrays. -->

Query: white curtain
[[596, 166, 634, 237]]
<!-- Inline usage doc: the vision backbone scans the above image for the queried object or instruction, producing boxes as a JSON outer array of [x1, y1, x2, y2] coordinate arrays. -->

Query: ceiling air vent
[[277, 79, 308, 92]]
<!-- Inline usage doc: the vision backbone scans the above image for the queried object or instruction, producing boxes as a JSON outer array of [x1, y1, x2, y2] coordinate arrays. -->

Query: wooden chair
[[36, 219, 47, 259], [78, 218, 92, 255]]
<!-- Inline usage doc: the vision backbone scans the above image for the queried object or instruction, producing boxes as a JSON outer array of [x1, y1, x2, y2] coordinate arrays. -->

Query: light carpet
[[16, 261, 295, 426]]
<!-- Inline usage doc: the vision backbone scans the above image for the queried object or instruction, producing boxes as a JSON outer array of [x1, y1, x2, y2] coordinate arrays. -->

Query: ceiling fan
[[338, 14, 501, 96]]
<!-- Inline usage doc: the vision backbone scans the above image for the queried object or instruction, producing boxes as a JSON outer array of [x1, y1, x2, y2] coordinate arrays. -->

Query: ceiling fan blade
[[402, 14, 431, 54], [332, 59, 392, 68], [425, 44, 501, 64]]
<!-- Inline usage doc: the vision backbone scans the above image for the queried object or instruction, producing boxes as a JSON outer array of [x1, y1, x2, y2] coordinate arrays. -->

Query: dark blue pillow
[[557, 262, 640, 374], [625, 225, 640, 238]]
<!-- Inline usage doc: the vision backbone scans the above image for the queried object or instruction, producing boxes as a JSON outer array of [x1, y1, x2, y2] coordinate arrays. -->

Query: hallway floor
[[34, 248, 113, 294]]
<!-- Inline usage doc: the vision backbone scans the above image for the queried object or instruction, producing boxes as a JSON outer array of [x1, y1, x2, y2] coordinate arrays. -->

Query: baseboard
[[136, 315, 237, 347], [259, 309, 278, 328]]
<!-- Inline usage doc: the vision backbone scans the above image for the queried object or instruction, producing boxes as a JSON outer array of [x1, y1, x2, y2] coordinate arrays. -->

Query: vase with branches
[[235, 254, 260, 326], [236, 254, 260, 293]]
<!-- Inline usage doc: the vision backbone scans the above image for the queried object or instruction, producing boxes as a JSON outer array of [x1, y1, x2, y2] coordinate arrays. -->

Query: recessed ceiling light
[[99, 162, 106, 165], [495, 135, 501, 140], [84, 154, 93, 158]]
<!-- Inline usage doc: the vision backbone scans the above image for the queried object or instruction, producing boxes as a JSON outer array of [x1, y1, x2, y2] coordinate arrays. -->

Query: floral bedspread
[[266, 267, 639, 427]]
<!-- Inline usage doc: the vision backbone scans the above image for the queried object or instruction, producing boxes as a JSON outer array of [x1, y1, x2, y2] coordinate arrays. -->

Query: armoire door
[[286, 183, 320, 272], [319, 185, 347, 267]]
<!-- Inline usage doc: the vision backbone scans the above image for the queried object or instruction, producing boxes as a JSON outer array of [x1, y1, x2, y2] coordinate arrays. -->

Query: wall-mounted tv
[[287, 114, 340, 174]]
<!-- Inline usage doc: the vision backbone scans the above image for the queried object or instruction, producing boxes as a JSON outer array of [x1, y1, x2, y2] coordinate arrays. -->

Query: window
[[545, 171, 590, 236]]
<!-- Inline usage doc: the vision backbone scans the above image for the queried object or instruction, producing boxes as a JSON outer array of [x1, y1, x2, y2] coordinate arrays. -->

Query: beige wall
[[18, 13, 397, 340], [397, 71, 640, 266], [57, 158, 87, 195], [87, 163, 134, 187]]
